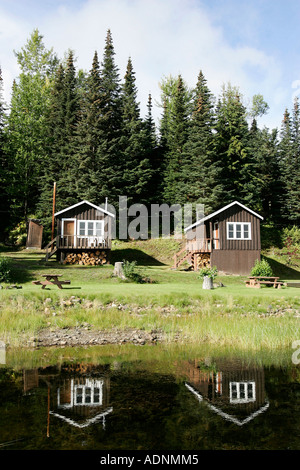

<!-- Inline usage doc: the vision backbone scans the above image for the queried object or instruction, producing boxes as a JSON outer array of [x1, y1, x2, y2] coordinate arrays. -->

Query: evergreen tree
[[37, 51, 80, 229], [179, 71, 223, 214], [120, 57, 153, 204], [163, 75, 190, 204], [214, 83, 250, 205], [96, 29, 123, 208], [74, 51, 103, 203], [248, 122, 282, 222], [143, 93, 163, 202], [279, 101, 300, 224]]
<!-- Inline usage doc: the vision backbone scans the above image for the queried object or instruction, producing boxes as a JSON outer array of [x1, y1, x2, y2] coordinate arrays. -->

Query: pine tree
[[120, 57, 153, 204], [143, 94, 162, 203], [163, 75, 190, 204], [214, 83, 250, 205], [74, 51, 103, 203], [96, 29, 123, 208], [248, 122, 282, 222], [37, 52, 80, 229], [179, 71, 223, 214], [279, 101, 300, 223]]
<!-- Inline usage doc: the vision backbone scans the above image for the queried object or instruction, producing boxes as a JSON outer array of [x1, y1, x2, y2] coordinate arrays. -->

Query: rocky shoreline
[[27, 327, 165, 348]]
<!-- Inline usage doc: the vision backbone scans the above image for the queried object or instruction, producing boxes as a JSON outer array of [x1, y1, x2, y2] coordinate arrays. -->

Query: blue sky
[[0, 0, 299, 130]]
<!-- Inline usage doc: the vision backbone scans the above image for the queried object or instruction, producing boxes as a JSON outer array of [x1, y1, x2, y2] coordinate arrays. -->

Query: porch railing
[[58, 236, 110, 249]]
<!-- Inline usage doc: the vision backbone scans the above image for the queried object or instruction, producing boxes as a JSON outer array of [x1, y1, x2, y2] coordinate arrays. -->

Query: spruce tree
[[248, 123, 282, 222], [214, 83, 250, 205], [279, 101, 300, 224], [96, 29, 123, 208], [163, 75, 190, 204], [74, 51, 103, 203], [37, 52, 80, 230], [179, 71, 223, 214], [120, 57, 153, 205]]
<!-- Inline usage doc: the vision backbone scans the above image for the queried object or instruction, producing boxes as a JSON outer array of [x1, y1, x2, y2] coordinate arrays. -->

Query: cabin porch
[[43, 235, 111, 262], [173, 238, 219, 270]]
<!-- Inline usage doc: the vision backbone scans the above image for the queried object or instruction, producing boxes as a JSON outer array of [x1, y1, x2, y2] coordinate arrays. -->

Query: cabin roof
[[184, 201, 263, 232], [54, 200, 115, 218]]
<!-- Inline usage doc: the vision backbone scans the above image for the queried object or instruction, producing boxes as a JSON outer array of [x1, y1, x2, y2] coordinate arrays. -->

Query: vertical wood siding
[[217, 206, 261, 251]]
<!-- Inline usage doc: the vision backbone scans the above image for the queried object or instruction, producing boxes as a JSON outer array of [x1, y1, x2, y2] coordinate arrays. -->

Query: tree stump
[[202, 275, 214, 289], [113, 262, 126, 279]]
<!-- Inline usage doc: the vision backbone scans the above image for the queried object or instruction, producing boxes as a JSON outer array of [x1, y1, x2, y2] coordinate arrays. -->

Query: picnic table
[[32, 274, 71, 289], [245, 276, 284, 289]]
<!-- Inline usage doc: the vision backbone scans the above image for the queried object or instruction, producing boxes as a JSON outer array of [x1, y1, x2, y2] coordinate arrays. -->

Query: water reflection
[[23, 364, 113, 436], [1, 350, 299, 450], [182, 359, 269, 426]]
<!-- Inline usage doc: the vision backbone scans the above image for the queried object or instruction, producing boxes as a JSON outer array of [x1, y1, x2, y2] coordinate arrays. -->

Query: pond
[[0, 344, 299, 456]]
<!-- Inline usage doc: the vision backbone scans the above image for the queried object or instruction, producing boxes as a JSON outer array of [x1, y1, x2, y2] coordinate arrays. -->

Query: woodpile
[[63, 250, 108, 266], [196, 253, 210, 270]]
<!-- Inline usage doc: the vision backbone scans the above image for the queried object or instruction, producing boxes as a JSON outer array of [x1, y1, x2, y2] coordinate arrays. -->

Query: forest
[[0, 28, 299, 243]]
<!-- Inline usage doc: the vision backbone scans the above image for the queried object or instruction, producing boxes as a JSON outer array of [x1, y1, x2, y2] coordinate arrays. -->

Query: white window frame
[[77, 220, 104, 240], [227, 222, 251, 240], [229, 381, 256, 404]]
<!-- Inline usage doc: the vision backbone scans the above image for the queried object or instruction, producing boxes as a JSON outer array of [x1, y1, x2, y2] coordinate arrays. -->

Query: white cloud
[[0, 0, 285, 128]]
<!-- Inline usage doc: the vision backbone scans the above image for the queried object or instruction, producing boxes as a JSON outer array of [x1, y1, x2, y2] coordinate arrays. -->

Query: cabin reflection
[[22, 364, 113, 431], [50, 375, 112, 429], [182, 359, 269, 426]]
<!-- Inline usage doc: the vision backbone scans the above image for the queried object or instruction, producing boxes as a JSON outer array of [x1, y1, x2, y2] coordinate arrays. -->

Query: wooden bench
[[244, 276, 284, 289], [32, 274, 71, 289]]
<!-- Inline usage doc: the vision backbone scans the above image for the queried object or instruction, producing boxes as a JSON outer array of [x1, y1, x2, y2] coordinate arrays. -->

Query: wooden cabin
[[182, 359, 269, 426], [44, 200, 115, 264], [174, 201, 263, 275]]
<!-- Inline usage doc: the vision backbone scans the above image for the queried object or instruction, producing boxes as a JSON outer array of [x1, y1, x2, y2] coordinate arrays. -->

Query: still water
[[0, 344, 299, 451]]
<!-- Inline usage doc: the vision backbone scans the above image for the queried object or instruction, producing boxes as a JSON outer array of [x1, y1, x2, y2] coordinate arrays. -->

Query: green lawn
[[1, 240, 300, 350]]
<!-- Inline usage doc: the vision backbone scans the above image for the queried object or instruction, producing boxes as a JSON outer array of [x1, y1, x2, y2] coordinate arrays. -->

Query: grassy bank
[[0, 239, 300, 350]]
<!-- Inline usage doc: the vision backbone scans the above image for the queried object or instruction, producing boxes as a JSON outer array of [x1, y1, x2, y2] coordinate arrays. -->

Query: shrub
[[198, 266, 218, 280], [0, 256, 11, 283], [282, 226, 300, 247], [250, 259, 273, 277], [122, 260, 144, 283]]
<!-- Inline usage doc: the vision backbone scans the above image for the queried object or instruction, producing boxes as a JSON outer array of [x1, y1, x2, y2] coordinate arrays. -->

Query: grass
[[0, 238, 300, 350]]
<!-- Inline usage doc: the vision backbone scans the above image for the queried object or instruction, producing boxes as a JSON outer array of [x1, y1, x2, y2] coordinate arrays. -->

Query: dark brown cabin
[[174, 201, 263, 275], [44, 200, 115, 262], [181, 358, 269, 426]]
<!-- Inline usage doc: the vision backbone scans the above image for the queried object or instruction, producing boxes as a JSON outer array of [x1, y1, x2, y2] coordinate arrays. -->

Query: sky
[[1, 0, 300, 130]]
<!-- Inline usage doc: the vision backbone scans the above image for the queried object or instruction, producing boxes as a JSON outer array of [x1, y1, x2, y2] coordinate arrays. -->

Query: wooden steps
[[174, 247, 210, 270]]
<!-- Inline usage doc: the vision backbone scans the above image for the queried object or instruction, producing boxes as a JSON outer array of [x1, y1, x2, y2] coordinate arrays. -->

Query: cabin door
[[213, 222, 219, 249], [62, 219, 76, 247]]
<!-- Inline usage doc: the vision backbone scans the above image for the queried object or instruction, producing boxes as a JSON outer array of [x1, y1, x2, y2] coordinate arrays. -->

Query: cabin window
[[230, 381, 256, 403], [77, 220, 104, 238], [79, 221, 85, 236], [227, 222, 251, 240]]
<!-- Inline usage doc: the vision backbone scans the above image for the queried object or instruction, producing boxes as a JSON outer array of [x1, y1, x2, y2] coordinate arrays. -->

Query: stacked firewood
[[63, 250, 108, 265], [196, 253, 210, 269]]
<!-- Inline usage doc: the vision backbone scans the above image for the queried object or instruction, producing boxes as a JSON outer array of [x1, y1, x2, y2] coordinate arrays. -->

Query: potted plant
[[198, 266, 218, 289]]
